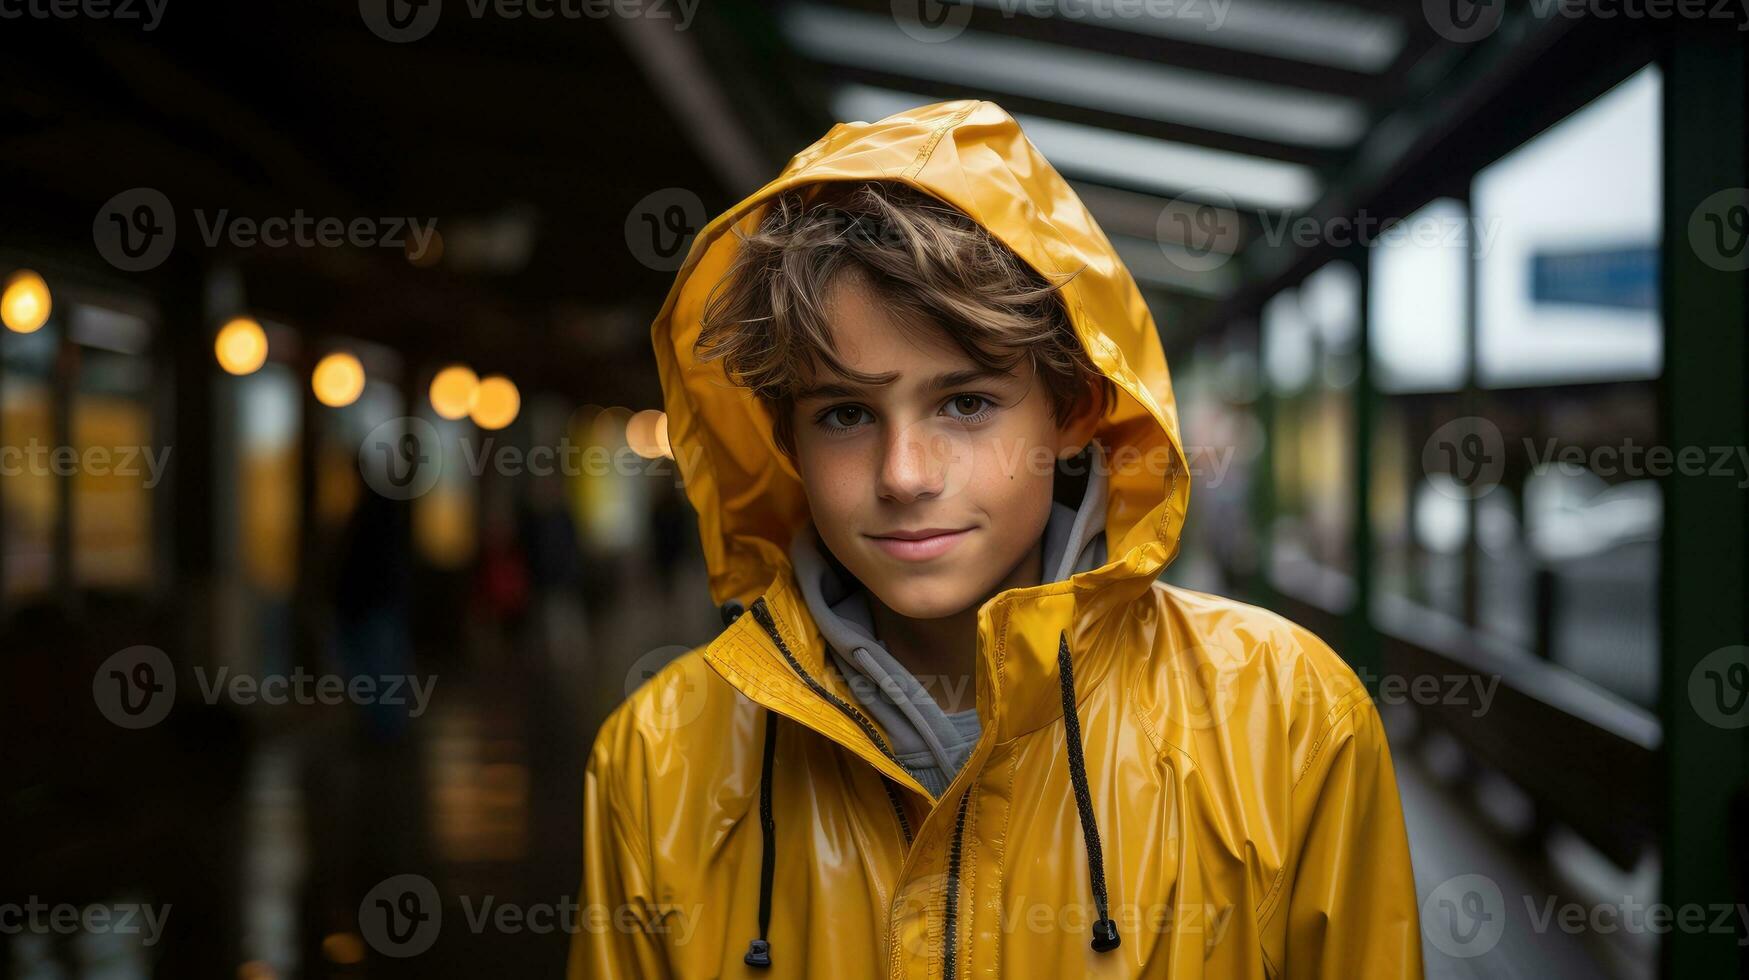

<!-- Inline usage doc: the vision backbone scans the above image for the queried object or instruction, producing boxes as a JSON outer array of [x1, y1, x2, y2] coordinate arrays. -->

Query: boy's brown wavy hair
[[693, 179, 1115, 458]]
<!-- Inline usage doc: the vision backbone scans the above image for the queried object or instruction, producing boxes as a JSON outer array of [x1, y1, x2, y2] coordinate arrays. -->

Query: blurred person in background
[[333, 478, 415, 743]]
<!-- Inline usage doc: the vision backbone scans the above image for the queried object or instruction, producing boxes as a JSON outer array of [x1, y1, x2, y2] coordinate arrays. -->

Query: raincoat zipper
[[747, 597, 915, 847], [942, 786, 972, 980]]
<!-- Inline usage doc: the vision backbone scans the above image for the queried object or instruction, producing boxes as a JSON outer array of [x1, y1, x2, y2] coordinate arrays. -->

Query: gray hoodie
[[787, 444, 1110, 796]]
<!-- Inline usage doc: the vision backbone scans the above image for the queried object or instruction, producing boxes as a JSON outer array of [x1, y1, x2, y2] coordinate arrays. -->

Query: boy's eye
[[816, 405, 869, 431], [944, 394, 994, 421]]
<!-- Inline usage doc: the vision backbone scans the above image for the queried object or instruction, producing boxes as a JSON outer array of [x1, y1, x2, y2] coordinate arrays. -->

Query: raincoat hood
[[652, 98, 1190, 611]]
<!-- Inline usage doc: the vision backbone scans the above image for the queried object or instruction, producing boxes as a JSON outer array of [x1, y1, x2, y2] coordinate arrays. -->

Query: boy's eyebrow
[[794, 366, 1014, 401]]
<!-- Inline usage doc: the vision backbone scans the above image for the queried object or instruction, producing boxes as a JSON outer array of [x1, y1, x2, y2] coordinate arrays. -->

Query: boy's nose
[[876, 421, 954, 503]]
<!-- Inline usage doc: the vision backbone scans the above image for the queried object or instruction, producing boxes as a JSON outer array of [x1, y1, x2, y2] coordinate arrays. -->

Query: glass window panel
[[1266, 266, 1358, 600], [238, 364, 301, 597], [1167, 337, 1265, 596], [1369, 198, 1468, 394], [1264, 288, 1315, 395], [1475, 65, 1662, 387], [1474, 385, 1661, 709], [71, 307, 156, 591], [2, 322, 60, 599]]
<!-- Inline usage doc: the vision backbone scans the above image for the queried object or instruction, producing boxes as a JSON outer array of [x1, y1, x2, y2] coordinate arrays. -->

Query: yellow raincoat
[[571, 100, 1423, 979]]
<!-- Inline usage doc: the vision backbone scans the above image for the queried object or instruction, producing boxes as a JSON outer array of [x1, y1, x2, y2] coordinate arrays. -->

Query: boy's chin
[[864, 574, 984, 621]]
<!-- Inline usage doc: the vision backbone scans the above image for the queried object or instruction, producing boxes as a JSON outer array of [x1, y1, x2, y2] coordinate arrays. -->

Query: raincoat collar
[[651, 99, 1191, 767]]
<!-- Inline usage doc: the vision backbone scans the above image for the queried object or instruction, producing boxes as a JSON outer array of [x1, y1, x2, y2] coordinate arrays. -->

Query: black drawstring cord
[[745, 709, 778, 967], [725, 598, 1118, 962], [725, 597, 777, 968], [1058, 631, 1121, 953]]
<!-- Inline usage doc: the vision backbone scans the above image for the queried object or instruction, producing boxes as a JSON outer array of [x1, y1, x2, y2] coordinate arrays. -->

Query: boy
[[571, 100, 1422, 978]]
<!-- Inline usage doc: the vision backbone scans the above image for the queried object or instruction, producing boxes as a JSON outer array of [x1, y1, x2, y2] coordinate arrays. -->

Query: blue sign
[[1530, 245, 1658, 310]]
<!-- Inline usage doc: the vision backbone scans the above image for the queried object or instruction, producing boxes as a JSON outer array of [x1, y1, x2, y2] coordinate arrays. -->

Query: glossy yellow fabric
[[571, 100, 1423, 979]]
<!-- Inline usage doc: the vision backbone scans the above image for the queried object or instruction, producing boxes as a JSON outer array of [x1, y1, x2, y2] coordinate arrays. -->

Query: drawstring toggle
[[1058, 630, 1122, 954], [1091, 917, 1121, 952]]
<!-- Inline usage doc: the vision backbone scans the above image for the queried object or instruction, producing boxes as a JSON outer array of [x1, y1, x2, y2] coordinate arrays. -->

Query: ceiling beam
[[830, 0, 1402, 98], [612, 10, 777, 197], [814, 65, 1345, 168]]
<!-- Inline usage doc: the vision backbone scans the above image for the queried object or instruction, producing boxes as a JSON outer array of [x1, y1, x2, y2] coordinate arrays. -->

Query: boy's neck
[[866, 536, 1045, 714]]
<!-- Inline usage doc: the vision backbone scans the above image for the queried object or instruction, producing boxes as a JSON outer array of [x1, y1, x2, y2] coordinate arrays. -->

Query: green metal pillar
[[1658, 28, 1748, 980], [1345, 244, 1380, 696]]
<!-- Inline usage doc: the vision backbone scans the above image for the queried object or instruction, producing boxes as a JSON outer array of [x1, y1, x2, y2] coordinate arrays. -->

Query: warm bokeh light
[[429, 364, 479, 420], [1, 270, 52, 334], [592, 405, 633, 448], [626, 409, 668, 459], [406, 228, 444, 268], [470, 374, 520, 430], [568, 403, 602, 442], [319, 932, 365, 965], [214, 317, 269, 376], [311, 351, 366, 407], [415, 485, 477, 570]]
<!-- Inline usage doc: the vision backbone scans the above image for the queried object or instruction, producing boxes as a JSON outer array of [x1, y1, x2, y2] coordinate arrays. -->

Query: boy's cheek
[[795, 446, 868, 509], [972, 433, 1056, 491]]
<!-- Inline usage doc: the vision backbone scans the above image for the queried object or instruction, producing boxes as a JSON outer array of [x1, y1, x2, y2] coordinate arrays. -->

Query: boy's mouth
[[864, 527, 974, 562]]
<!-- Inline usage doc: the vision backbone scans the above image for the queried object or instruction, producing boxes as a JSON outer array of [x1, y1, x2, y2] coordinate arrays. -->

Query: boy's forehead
[[812, 277, 970, 377], [794, 341, 1025, 402]]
